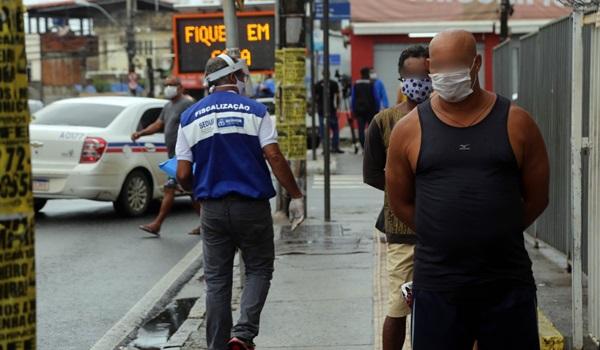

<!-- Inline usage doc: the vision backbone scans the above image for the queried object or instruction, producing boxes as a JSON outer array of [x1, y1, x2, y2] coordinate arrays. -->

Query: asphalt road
[[35, 198, 202, 350]]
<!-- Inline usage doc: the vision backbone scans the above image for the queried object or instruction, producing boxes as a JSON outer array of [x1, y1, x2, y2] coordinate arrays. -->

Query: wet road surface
[[35, 198, 201, 350]]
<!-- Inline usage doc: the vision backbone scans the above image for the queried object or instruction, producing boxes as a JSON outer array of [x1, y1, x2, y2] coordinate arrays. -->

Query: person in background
[[176, 53, 305, 350], [386, 30, 549, 349], [128, 69, 139, 96], [352, 67, 379, 149], [315, 72, 344, 153], [256, 73, 275, 98], [84, 78, 97, 94], [370, 68, 389, 110], [364, 45, 432, 350], [132, 76, 200, 236]]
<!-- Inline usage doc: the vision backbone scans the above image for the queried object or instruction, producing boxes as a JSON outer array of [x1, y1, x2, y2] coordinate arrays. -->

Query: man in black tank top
[[386, 30, 550, 350]]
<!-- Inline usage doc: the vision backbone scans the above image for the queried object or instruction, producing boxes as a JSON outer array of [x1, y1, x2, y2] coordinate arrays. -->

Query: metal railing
[[495, 17, 576, 258], [494, 12, 599, 344]]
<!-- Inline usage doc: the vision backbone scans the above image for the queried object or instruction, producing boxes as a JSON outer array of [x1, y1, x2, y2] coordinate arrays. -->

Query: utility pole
[[308, 0, 317, 161], [322, 0, 331, 221], [126, 0, 136, 72], [0, 1, 37, 349], [146, 58, 155, 97], [499, 0, 512, 41], [223, 0, 240, 58], [570, 10, 585, 350]]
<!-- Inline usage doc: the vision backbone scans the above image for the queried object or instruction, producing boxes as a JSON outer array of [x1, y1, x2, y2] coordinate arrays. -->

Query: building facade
[[349, 0, 570, 104]]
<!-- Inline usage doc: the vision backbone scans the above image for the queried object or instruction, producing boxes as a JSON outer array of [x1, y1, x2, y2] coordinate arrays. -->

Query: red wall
[[350, 33, 499, 91]]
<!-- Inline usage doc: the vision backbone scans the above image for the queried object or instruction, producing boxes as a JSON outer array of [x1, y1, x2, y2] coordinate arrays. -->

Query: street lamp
[[73, 0, 118, 25]]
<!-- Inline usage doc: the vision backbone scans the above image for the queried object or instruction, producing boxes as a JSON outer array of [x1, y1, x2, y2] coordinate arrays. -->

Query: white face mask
[[369, 72, 377, 79], [429, 61, 477, 103], [164, 85, 178, 99]]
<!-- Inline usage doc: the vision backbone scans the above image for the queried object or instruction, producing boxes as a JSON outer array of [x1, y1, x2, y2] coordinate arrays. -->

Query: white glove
[[289, 197, 305, 230]]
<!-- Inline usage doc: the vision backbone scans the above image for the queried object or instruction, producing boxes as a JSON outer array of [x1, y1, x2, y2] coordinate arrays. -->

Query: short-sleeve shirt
[[176, 109, 277, 162], [174, 90, 278, 200], [159, 95, 195, 158]]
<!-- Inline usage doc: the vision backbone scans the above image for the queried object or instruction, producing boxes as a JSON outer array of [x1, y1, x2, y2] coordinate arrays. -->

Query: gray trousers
[[201, 197, 274, 350]]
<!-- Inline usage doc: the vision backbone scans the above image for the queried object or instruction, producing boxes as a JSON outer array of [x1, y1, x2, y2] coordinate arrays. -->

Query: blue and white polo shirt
[[175, 91, 277, 200]]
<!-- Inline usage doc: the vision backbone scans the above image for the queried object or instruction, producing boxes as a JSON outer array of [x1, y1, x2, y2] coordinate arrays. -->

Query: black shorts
[[411, 286, 539, 350]]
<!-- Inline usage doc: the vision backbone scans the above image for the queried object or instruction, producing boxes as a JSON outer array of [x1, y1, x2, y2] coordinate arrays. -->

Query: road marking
[[313, 175, 368, 189], [90, 241, 203, 350]]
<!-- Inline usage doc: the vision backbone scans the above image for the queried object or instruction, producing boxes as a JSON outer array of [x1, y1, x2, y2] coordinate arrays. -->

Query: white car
[[30, 96, 172, 216], [28, 99, 44, 114]]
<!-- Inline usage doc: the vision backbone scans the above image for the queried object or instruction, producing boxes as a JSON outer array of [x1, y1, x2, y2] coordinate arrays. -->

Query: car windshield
[[32, 103, 126, 128]]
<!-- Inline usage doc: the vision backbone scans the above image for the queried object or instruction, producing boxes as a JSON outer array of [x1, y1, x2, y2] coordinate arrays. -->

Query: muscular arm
[[508, 106, 550, 228], [263, 144, 303, 199], [385, 111, 420, 231]]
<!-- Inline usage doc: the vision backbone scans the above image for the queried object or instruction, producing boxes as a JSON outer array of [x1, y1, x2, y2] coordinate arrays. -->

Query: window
[[32, 103, 125, 128], [137, 108, 163, 131], [135, 41, 154, 56]]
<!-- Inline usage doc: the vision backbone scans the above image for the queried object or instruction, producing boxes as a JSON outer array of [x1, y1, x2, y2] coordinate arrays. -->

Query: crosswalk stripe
[[312, 175, 368, 189]]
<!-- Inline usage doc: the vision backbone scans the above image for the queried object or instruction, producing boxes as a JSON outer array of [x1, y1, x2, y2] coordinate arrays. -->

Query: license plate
[[33, 179, 49, 192]]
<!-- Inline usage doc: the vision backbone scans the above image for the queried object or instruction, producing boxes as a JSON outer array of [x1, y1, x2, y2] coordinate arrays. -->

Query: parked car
[[255, 97, 321, 150], [30, 96, 170, 216]]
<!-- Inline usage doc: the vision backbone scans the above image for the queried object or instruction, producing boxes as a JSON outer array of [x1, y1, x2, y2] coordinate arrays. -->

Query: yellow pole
[[0, 1, 37, 349]]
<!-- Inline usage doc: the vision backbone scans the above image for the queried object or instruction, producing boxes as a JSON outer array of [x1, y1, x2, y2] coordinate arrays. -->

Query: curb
[[162, 293, 206, 349], [538, 309, 565, 350], [91, 241, 204, 350], [166, 256, 243, 350]]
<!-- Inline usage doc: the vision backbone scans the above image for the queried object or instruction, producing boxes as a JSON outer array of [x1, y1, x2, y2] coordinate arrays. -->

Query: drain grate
[[276, 224, 367, 255]]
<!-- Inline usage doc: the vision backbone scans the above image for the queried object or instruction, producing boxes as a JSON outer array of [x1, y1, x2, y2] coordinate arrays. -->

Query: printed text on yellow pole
[[0, 1, 36, 349]]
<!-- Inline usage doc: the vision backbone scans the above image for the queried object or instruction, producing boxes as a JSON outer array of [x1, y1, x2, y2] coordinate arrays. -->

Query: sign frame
[[172, 11, 275, 88]]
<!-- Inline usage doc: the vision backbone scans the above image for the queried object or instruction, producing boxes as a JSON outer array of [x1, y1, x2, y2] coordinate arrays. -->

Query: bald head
[[430, 30, 477, 58], [427, 30, 482, 86]]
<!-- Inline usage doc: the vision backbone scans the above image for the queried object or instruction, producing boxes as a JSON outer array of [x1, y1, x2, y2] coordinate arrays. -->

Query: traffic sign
[[315, 1, 350, 21], [318, 54, 341, 66]]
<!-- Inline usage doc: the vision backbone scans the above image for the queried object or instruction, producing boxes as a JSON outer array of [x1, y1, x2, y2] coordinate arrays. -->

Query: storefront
[[349, 0, 569, 104]]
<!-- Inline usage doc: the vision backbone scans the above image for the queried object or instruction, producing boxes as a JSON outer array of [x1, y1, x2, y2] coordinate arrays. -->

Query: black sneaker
[[333, 149, 345, 154]]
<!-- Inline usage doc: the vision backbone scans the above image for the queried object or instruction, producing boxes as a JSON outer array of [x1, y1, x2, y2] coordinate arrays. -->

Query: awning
[[351, 0, 570, 35]]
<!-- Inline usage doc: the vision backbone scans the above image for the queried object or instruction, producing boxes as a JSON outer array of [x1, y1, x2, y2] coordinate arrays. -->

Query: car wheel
[[34, 198, 47, 213], [114, 170, 152, 217]]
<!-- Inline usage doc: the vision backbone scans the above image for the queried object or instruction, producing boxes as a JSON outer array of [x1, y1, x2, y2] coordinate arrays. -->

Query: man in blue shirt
[[370, 68, 390, 110], [176, 53, 304, 350]]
